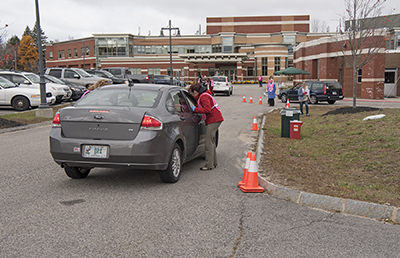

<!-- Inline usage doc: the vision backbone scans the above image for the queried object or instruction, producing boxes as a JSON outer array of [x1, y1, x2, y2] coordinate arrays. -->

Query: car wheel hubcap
[[171, 149, 181, 177]]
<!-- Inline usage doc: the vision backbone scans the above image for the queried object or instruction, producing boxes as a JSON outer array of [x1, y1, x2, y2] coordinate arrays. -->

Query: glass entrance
[[218, 68, 237, 82], [384, 68, 398, 97]]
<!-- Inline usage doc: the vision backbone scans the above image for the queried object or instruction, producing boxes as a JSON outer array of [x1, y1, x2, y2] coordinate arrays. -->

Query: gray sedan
[[50, 84, 206, 183]]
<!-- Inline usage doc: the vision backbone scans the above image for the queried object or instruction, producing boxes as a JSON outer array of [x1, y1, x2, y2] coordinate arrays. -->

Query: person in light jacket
[[267, 76, 276, 106], [298, 81, 310, 117]]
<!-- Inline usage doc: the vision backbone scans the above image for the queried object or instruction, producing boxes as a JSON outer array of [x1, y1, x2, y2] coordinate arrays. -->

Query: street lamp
[[160, 20, 180, 85]]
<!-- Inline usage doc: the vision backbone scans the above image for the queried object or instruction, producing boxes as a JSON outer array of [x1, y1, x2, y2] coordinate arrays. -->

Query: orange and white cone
[[251, 116, 259, 131], [240, 153, 264, 193], [286, 98, 290, 108], [238, 152, 252, 187], [242, 95, 246, 103], [249, 95, 253, 103], [258, 97, 262, 105]]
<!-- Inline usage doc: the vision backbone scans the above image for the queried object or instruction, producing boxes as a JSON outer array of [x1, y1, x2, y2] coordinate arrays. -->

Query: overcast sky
[[1, 0, 399, 42]]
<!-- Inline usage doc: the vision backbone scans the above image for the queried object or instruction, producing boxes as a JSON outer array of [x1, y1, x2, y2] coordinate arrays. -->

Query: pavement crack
[[230, 201, 245, 258], [286, 213, 335, 232]]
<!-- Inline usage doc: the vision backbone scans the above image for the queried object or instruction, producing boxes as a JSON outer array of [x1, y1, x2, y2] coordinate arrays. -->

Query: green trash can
[[280, 108, 301, 138]]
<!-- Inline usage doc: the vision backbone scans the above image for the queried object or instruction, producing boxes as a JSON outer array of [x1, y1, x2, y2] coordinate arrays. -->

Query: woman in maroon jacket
[[189, 83, 224, 170]]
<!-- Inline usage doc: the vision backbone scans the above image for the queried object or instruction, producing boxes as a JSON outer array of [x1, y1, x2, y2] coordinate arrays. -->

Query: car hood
[[58, 106, 147, 140]]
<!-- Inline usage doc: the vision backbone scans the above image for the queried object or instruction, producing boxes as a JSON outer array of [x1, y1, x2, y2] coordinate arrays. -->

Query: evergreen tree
[[8, 35, 20, 46], [22, 26, 32, 37], [31, 22, 48, 69]]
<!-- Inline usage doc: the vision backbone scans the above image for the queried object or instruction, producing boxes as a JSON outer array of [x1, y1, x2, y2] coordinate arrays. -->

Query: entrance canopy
[[179, 53, 248, 63]]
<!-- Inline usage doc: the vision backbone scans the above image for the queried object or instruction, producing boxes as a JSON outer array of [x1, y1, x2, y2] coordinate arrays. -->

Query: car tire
[[12, 96, 30, 111], [64, 165, 91, 179], [310, 95, 318, 104], [328, 100, 336, 104], [159, 143, 182, 183], [281, 94, 287, 103]]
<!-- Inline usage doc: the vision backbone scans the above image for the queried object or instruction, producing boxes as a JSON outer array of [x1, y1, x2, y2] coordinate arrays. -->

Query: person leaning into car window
[[80, 79, 110, 98], [298, 81, 310, 117], [189, 83, 224, 171]]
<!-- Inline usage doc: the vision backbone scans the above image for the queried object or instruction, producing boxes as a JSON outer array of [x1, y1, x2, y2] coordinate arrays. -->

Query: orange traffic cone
[[251, 116, 259, 131], [286, 98, 290, 108], [242, 95, 246, 103], [240, 153, 264, 193], [258, 97, 262, 105], [249, 95, 253, 103], [238, 152, 252, 187]]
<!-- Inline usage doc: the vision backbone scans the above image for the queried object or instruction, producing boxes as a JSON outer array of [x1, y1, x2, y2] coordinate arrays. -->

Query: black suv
[[278, 81, 344, 104], [85, 69, 127, 84]]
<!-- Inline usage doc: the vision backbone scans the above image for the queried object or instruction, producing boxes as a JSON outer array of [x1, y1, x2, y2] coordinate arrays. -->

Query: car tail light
[[52, 113, 61, 127], [146, 75, 149, 82], [141, 115, 162, 130], [324, 83, 327, 95]]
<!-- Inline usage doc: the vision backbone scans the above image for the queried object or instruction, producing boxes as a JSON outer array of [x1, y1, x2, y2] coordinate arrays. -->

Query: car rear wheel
[[328, 100, 336, 104], [159, 143, 182, 183], [12, 96, 30, 111], [310, 95, 318, 104], [281, 94, 287, 103], [64, 165, 91, 179]]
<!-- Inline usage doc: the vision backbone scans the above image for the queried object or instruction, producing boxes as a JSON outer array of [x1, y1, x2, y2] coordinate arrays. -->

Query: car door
[[0, 85, 5, 104], [288, 82, 302, 101], [64, 69, 81, 85]]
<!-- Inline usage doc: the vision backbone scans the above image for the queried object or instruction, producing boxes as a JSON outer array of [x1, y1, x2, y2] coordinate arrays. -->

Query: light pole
[[82, 41, 89, 69], [160, 20, 180, 85], [35, 0, 49, 109]]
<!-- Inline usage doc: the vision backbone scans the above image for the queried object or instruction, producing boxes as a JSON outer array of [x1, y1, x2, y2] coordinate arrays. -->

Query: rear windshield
[[326, 82, 342, 89], [76, 88, 160, 108], [212, 76, 227, 82]]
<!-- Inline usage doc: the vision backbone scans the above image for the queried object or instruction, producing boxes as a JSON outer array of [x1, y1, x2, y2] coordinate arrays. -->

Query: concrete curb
[[256, 113, 400, 223]]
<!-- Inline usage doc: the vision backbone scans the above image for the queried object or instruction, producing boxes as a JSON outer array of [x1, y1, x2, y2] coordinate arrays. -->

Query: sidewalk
[[255, 112, 400, 224], [342, 97, 400, 103]]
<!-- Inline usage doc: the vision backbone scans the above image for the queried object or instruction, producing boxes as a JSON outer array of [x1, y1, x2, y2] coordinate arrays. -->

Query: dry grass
[[259, 105, 400, 207]]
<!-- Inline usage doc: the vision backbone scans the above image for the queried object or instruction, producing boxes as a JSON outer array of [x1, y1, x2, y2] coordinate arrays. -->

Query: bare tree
[[338, 0, 387, 107], [311, 19, 328, 33]]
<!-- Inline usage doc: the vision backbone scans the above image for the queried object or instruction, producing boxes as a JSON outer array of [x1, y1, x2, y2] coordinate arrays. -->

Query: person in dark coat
[[189, 83, 224, 170]]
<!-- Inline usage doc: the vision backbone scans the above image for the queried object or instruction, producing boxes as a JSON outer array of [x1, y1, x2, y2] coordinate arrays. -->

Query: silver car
[[212, 76, 233, 96], [50, 84, 207, 183]]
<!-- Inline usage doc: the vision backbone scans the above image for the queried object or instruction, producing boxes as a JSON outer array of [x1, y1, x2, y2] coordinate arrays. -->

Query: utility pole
[[160, 20, 180, 85]]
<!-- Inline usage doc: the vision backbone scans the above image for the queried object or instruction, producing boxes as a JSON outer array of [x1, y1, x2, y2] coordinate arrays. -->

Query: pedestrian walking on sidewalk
[[258, 75, 263, 87], [267, 76, 276, 106]]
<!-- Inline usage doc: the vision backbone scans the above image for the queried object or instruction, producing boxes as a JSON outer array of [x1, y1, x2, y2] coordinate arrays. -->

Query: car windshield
[[0, 77, 17, 88], [45, 75, 66, 85], [212, 76, 227, 82], [24, 73, 40, 83], [326, 82, 342, 89], [76, 88, 161, 108], [74, 69, 92, 78], [102, 70, 115, 78]]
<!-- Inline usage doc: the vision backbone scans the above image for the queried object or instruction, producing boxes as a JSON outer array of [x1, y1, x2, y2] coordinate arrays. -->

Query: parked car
[[85, 69, 127, 84], [44, 75, 87, 101], [0, 71, 71, 103], [212, 76, 233, 96], [45, 67, 111, 88], [278, 81, 344, 104], [0, 76, 55, 111], [102, 67, 154, 83], [50, 83, 210, 183]]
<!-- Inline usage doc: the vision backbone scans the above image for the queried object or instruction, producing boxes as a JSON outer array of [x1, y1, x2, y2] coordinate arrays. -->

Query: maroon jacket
[[194, 88, 224, 125]]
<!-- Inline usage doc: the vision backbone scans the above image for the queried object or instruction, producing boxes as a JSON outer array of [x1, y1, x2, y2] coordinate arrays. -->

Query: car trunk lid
[[59, 107, 145, 140]]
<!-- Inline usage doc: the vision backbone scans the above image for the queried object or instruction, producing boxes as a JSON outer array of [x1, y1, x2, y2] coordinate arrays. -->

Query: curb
[[0, 121, 52, 135], [255, 113, 400, 223]]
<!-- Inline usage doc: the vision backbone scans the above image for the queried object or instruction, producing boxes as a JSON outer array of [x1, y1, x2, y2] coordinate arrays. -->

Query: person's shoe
[[301, 114, 304, 117], [200, 167, 212, 171], [306, 114, 310, 116]]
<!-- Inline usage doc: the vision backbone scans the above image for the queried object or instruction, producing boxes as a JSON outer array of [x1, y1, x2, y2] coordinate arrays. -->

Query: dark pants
[[259, 81, 262, 87], [268, 98, 275, 106], [299, 101, 309, 115]]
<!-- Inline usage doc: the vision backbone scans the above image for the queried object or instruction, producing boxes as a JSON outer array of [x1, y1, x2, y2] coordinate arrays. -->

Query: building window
[[247, 67, 254, 77], [285, 57, 288, 69], [61, 50, 65, 59], [130, 68, 141, 75], [68, 49, 72, 58], [58, 50, 61, 59], [261, 57, 268, 76], [81, 47, 84, 57], [357, 69, 362, 83], [49, 51, 53, 60], [74, 48, 78, 57], [148, 68, 160, 75], [208, 67, 215, 77], [274, 57, 281, 72], [222, 37, 233, 53]]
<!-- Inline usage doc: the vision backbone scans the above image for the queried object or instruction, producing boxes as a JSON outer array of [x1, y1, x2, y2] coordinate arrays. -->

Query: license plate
[[82, 145, 108, 158], [332, 91, 337, 95]]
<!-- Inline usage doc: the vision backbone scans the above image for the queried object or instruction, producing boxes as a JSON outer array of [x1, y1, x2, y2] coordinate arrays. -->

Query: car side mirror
[[23, 80, 31, 84], [74, 74, 80, 79]]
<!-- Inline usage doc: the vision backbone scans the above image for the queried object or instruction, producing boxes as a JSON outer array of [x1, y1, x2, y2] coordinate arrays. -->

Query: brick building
[[45, 15, 335, 83]]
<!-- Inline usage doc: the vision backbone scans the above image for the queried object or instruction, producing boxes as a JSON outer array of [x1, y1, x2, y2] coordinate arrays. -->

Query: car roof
[[99, 83, 182, 91]]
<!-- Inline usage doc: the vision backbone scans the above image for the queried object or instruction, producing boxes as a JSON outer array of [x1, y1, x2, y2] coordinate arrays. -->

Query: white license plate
[[332, 92, 337, 95], [83, 145, 108, 158]]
